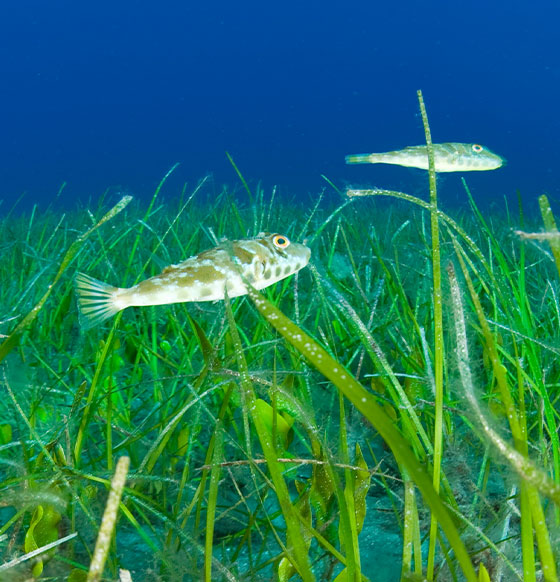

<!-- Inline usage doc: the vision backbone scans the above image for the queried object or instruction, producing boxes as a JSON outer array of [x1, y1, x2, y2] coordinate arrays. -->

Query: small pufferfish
[[346, 142, 505, 172], [75, 232, 311, 327]]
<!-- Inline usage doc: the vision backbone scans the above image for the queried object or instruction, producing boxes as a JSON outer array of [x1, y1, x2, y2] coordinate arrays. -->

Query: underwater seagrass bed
[[1, 173, 560, 582]]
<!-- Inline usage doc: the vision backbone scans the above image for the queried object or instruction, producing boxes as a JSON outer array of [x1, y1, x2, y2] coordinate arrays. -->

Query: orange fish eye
[[472, 144, 483, 153], [272, 234, 290, 248]]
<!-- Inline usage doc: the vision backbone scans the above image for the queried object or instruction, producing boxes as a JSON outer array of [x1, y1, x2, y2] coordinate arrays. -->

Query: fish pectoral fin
[[254, 260, 266, 280]]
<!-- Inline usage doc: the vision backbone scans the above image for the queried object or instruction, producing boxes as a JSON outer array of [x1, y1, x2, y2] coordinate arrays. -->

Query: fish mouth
[[294, 243, 311, 263]]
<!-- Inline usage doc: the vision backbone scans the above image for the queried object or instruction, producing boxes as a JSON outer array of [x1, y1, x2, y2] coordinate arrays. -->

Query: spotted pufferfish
[[346, 142, 505, 172], [76, 232, 311, 327]]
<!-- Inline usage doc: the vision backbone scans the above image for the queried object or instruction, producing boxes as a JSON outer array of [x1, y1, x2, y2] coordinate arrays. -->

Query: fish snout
[[294, 243, 311, 266]]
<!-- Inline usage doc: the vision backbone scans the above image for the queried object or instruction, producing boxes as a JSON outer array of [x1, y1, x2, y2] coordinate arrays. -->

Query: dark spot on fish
[[199, 287, 214, 297], [189, 265, 223, 284], [263, 270, 272, 280], [232, 246, 255, 265], [284, 265, 292, 275], [275, 266, 282, 277]]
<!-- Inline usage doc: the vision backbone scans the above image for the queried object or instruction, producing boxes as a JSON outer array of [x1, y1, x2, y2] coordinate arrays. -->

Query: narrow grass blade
[[87, 456, 130, 582], [538, 193, 560, 278], [226, 151, 254, 205], [224, 294, 315, 582], [0, 532, 77, 574], [205, 428, 223, 582], [417, 89, 444, 581]]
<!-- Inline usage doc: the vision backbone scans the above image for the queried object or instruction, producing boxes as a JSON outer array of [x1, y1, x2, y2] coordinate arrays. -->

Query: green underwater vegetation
[[1, 99, 560, 581]]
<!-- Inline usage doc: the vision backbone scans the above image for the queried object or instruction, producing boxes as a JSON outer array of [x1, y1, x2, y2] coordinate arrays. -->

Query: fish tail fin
[[75, 272, 124, 328], [345, 153, 377, 164]]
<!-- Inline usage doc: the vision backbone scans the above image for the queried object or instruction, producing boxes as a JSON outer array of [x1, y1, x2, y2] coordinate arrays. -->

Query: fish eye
[[272, 234, 290, 248], [472, 144, 484, 153]]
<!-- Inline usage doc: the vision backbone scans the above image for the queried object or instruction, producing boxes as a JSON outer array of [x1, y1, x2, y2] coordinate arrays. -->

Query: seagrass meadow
[[1, 167, 560, 582]]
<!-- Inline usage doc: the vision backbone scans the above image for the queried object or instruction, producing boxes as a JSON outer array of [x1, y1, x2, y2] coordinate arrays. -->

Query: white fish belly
[[121, 274, 250, 307]]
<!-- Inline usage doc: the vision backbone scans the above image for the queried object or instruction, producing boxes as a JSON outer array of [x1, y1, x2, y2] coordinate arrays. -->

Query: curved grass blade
[[224, 294, 315, 582], [246, 284, 478, 582], [0, 195, 132, 363], [447, 260, 559, 581]]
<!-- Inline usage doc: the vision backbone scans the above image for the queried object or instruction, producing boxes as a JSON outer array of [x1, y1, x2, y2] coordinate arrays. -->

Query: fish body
[[345, 143, 505, 172], [76, 233, 310, 327]]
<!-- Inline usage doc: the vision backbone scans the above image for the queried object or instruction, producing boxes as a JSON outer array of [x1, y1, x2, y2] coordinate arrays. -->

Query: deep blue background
[[1, 0, 559, 213]]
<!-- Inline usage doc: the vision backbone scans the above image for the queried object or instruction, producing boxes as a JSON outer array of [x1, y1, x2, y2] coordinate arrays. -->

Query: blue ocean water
[[1, 0, 559, 213]]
